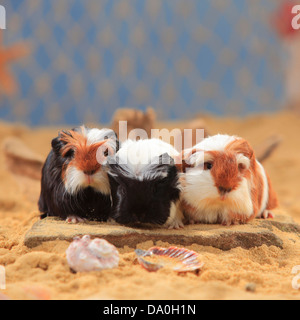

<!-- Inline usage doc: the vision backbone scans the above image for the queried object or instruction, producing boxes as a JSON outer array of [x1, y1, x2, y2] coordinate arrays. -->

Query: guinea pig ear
[[57, 130, 81, 157], [158, 152, 174, 166], [106, 131, 120, 152], [106, 161, 131, 183], [51, 135, 66, 154], [176, 148, 203, 173], [226, 138, 254, 159], [143, 153, 175, 180]]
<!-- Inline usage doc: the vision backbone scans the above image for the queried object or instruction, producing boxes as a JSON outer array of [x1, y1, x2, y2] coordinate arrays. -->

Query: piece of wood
[[3, 137, 44, 180], [255, 135, 282, 163], [24, 214, 299, 250]]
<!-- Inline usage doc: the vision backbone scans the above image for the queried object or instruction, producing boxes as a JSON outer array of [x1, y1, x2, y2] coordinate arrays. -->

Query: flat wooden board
[[24, 214, 300, 250]]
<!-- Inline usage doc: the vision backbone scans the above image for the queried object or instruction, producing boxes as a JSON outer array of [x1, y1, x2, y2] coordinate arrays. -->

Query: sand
[[0, 111, 299, 300]]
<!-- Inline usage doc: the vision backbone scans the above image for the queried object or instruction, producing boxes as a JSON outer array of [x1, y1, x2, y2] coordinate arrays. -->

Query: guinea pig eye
[[64, 149, 75, 158], [238, 163, 246, 172], [204, 162, 213, 170]]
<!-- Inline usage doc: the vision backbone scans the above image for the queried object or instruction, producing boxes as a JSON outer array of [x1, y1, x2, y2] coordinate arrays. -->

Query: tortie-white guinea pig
[[38, 126, 119, 223], [178, 134, 278, 226], [107, 139, 184, 229]]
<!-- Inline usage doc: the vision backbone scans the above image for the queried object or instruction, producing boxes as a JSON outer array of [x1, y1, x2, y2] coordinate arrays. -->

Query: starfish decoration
[[0, 30, 30, 96]]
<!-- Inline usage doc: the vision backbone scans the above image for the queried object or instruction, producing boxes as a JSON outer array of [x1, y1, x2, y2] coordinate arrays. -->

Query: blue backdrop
[[0, 0, 284, 126]]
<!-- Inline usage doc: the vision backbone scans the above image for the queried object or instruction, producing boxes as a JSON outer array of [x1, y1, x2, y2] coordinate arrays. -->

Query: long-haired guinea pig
[[178, 134, 278, 226], [38, 126, 119, 223], [107, 139, 184, 229]]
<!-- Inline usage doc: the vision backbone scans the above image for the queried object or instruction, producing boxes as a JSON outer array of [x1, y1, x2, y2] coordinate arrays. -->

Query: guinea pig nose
[[218, 186, 232, 194], [83, 169, 96, 176]]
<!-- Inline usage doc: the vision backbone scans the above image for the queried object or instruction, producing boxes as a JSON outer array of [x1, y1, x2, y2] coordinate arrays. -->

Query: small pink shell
[[22, 285, 51, 300], [0, 293, 10, 300], [66, 235, 119, 273], [135, 246, 204, 272]]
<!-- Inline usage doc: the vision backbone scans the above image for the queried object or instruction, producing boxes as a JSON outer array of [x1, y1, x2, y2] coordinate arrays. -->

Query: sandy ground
[[0, 111, 299, 300]]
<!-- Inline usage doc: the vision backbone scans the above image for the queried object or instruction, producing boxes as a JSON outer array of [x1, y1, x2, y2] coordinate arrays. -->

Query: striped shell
[[66, 235, 119, 272], [135, 246, 204, 272]]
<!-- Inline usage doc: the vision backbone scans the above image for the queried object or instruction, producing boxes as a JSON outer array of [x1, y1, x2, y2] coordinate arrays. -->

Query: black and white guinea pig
[[107, 139, 184, 229], [38, 126, 119, 223]]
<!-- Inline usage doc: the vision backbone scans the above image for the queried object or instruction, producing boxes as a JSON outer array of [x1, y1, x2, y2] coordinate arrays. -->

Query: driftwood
[[255, 135, 282, 163], [3, 137, 44, 180], [111, 107, 156, 142], [2, 137, 44, 202]]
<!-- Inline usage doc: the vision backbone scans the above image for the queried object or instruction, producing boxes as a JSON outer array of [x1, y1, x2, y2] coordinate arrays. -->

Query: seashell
[[135, 246, 204, 272], [66, 235, 119, 273], [22, 285, 51, 300], [0, 293, 10, 300]]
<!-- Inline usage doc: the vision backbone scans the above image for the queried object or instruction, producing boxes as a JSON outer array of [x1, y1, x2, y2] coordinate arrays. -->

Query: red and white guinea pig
[[38, 126, 119, 223], [178, 134, 278, 225]]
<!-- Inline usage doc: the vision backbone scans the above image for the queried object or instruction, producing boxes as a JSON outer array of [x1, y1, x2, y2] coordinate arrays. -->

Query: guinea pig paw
[[107, 218, 118, 225], [261, 210, 275, 219], [66, 216, 87, 224], [221, 220, 232, 226], [167, 220, 184, 230], [185, 218, 200, 225], [221, 219, 244, 226]]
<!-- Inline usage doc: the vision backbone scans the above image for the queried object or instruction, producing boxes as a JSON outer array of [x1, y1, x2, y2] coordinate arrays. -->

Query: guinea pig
[[107, 139, 184, 229], [178, 134, 278, 226], [38, 125, 119, 223]]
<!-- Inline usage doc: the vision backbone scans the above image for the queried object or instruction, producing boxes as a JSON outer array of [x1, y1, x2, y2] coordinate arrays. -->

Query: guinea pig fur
[[107, 139, 184, 229], [179, 134, 278, 226], [38, 125, 119, 223]]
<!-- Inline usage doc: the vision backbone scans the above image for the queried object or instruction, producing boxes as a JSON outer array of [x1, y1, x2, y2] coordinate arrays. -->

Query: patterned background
[[0, 0, 285, 126]]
